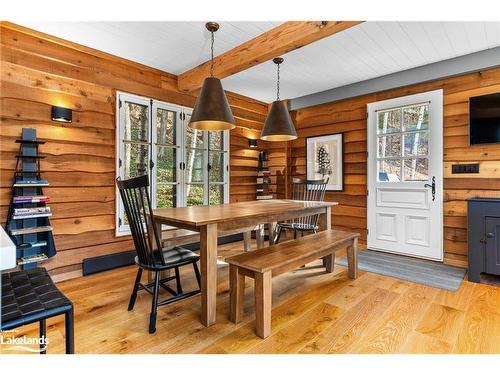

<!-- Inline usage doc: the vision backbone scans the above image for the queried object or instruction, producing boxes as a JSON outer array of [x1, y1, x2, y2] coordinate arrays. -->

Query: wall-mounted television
[[470, 92, 500, 145]]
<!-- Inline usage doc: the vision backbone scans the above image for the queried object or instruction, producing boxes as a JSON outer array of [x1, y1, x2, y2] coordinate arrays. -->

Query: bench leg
[[39, 319, 46, 354], [254, 271, 272, 339], [324, 252, 335, 273], [243, 231, 252, 252], [65, 307, 75, 354], [347, 238, 358, 279], [229, 265, 245, 323]]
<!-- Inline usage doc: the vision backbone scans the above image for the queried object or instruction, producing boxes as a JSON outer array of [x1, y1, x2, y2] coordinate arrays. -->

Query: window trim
[[115, 91, 230, 236]]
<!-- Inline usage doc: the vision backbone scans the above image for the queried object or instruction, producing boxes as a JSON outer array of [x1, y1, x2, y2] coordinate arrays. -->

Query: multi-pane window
[[377, 103, 429, 182], [116, 93, 229, 234]]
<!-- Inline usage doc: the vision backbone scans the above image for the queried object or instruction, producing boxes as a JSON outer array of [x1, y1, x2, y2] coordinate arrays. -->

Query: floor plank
[[1, 241, 499, 354]]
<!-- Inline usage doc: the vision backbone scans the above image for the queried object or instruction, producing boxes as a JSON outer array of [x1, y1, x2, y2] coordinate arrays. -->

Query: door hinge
[[119, 99, 122, 108], [150, 160, 155, 169], [367, 228, 369, 235], [119, 158, 122, 168], [367, 190, 369, 196], [118, 218, 122, 226]]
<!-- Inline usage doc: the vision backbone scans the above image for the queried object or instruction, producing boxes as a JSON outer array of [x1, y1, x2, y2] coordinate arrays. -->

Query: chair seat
[[135, 246, 200, 270], [1, 268, 73, 330], [277, 222, 317, 231]]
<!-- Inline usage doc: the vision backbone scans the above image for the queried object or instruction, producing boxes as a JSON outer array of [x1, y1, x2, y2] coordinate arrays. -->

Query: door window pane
[[209, 152, 224, 182], [124, 143, 149, 178], [156, 184, 176, 208], [377, 109, 401, 134], [156, 146, 177, 183], [186, 184, 204, 206], [377, 134, 401, 158], [404, 132, 429, 156], [124, 102, 149, 142], [403, 104, 429, 132], [209, 184, 224, 205], [378, 159, 401, 182], [185, 149, 204, 183], [209, 131, 224, 151], [404, 158, 428, 181], [156, 108, 176, 145]]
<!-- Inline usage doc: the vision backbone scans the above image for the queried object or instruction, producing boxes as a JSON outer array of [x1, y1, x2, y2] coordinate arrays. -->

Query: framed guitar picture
[[306, 133, 343, 191]]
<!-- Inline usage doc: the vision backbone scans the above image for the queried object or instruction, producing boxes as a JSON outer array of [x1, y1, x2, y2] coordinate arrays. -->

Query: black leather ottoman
[[1, 267, 74, 354]]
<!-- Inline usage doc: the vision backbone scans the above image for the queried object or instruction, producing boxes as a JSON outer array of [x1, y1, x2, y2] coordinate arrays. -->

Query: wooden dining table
[[152, 199, 337, 327]]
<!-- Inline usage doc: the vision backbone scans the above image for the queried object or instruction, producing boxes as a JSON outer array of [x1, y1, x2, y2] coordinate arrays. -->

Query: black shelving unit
[[256, 151, 272, 200], [5, 128, 56, 269]]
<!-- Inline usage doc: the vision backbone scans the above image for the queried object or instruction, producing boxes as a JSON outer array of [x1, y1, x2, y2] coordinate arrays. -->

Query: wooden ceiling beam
[[177, 21, 364, 92]]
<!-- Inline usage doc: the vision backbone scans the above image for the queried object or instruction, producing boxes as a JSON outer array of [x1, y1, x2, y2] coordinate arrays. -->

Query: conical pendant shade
[[260, 100, 297, 141], [188, 77, 236, 131]]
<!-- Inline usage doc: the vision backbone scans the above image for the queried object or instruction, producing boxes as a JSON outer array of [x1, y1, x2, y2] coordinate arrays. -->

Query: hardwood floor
[[1, 241, 499, 354]]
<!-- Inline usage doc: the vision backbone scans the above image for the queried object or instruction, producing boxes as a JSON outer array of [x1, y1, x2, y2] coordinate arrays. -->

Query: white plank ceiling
[[17, 21, 500, 102]]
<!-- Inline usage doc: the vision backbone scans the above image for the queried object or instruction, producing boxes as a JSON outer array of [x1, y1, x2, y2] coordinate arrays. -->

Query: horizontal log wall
[[292, 66, 500, 268], [0, 22, 266, 281]]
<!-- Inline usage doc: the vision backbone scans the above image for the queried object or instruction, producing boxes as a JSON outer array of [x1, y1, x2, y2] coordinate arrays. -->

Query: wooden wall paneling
[[0, 22, 266, 281], [293, 65, 500, 268]]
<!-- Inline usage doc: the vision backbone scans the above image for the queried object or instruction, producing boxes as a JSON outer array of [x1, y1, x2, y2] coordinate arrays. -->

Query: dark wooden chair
[[274, 177, 329, 243], [116, 175, 201, 334]]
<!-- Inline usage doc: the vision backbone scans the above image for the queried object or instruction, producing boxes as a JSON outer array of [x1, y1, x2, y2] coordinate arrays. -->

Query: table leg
[[347, 237, 358, 279], [243, 231, 252, 252], [318, 206, 332, 231], [268, 222, 277, 246], [256, 224, 265, 249], [200, 223, 218, 327]]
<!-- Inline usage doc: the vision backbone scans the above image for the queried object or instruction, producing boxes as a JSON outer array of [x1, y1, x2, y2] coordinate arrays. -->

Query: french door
[[116, 92, 229, 235], [367, 90, 443, 261]]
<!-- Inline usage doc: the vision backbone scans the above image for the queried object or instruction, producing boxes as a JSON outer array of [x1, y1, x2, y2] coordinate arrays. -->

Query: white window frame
[[115, 91, 230, 236]]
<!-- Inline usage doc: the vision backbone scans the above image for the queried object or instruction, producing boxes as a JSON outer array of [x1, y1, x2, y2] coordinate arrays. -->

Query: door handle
[[486, 232, 495, 238], [424, 176, 436, 201]]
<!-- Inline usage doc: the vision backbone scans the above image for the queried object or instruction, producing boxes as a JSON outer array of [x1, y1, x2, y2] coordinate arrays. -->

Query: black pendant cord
[[276, 63, 280, 101], [210, 30, 215, 77]]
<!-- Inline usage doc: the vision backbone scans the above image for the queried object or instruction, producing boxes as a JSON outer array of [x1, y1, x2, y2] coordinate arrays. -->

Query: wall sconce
[[51, 106, 72, 123], [248, 139, 258, 148]]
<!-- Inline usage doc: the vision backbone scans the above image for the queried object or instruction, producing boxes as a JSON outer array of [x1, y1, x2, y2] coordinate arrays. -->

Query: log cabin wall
[[291, 66, 500, 268], [0, 22, 267, 281]]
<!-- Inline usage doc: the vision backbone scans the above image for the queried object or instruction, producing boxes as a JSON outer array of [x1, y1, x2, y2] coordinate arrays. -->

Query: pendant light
[[260, 57, 297, 141], [188, 22, 236, 131]]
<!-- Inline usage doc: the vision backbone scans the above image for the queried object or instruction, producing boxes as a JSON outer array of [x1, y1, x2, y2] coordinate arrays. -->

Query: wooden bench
[[225, 229, 359, 338]]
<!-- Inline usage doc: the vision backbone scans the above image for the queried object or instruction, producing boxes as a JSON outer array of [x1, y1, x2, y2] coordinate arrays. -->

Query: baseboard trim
[[82, 233, 243, 276]]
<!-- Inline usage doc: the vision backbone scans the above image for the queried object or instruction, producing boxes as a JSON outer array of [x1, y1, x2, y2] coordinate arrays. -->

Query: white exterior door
[[367, 90, 443, 261]]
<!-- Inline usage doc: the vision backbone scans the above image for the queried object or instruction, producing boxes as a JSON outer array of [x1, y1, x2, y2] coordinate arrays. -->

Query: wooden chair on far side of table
[[116, 175, 201, 334], [274, 177, 329, 243]]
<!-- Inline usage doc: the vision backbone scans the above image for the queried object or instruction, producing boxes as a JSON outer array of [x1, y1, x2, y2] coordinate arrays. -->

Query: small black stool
[[1, 267, 74, 354]]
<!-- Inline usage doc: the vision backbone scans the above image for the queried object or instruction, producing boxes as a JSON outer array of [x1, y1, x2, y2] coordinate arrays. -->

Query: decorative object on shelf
[[248, 138, 258, 148], [260, 57, 297, 141], [256, 151, 272, 200], [188, 22, 236, 131], [51, 106, 72, 123], [5, 128, 56, 269], [306, 133, 344, 191]]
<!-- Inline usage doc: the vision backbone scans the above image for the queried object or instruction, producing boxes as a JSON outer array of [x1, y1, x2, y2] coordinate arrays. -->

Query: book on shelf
[[13, 195, 49, 203], [18, 253, 49, 265], [14, 207, 51, 215], [10, 225, 53, 236], [18, 241, 48, 248], [256, 195, 273, 200], [14, 179, 49, 186]]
